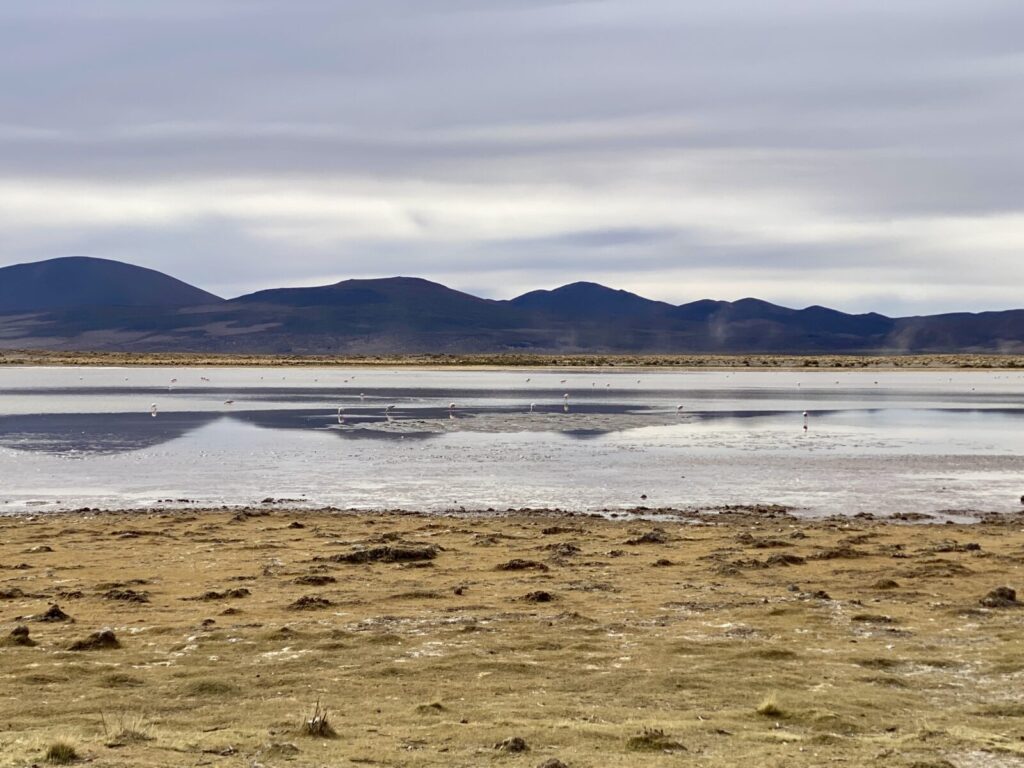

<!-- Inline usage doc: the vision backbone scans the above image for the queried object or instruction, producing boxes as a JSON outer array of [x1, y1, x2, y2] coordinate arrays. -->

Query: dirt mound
[[36, 603, 72, 622], [328, 545, 438, 564], [496, 559, 550, 572], [980, 586, 1018, 608], [102, 588, 150, 603], [289, 595, 333, 610], [69, 629, 120, 651]]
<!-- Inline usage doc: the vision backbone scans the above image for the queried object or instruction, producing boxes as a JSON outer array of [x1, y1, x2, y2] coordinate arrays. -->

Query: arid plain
[[2, 506, 1024, 767]]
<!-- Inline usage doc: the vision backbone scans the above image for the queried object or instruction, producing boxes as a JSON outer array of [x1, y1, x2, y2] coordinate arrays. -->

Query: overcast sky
[[1, 0, 1021, 314]]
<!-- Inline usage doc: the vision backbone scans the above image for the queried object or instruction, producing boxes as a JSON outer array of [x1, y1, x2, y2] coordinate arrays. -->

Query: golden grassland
[[2, 507, 1024, 767], [3, 349, 1024, 369]]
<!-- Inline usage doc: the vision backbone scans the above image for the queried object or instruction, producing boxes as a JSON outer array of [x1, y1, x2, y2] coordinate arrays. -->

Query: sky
[[0, 0, 1022, 315]]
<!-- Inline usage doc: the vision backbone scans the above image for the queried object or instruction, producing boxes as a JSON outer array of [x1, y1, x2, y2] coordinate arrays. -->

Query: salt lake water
[[1, 366, 1022, 517]]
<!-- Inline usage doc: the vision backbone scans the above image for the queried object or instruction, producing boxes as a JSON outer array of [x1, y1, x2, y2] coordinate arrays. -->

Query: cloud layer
[[1, 0, 1021, 314]]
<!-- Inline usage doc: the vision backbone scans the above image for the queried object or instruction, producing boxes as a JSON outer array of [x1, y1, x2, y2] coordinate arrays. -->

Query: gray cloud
[[0, 0, 1021, 314]]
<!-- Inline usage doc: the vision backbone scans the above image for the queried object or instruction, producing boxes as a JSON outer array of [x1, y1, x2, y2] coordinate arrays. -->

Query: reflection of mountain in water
[[3, 406, 1021, 456], [0, 404, 679, 456], [0, 412, 222, 455]]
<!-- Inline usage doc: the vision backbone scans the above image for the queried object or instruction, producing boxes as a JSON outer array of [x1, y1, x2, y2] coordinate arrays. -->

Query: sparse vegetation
[[101, 711, 153, 746], [626, 727, 686, 752], [4, 349, 1024, 369], [301, 700, 337, 738], [1, 507, 1023, 765], [44, 742, 79, 764], [756, 694, 785, 717], [183, 679, 238, 696]]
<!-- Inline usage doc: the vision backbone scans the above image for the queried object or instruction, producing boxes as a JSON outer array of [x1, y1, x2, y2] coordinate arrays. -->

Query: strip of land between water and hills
[[3, 349, 1024, 369]]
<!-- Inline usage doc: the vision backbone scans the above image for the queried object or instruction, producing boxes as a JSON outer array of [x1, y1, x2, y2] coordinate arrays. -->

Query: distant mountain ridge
[[0, 256, 222, 312], [0, 256, 1021, 354]]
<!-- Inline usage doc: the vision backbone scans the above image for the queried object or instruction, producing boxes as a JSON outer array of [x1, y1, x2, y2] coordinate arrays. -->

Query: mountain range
[[0, 256, 1021, 354]]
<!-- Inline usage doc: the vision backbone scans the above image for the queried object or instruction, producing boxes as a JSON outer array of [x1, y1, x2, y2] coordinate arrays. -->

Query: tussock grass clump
[[981, 586, 1018, 608], [494, 736, 529, 752], [288, 595, 333, 610], [2, 625, 36, 647], [101, 588, 150, 603], [747, 647, 798, 661], [495, 558, 549, 572], [45, 742, 79, 764], [100, 672, 144, 688], [294, 574, 336, 586], [626, 727, 686, 752], [855, 657, 902, 670], [415, 702, 446, 714], [756, 694, 785, 718], [975, 703, 1024, 718], [38, 603, 72, 623], [328, 544, 437, 564], [183, 679, 238, 696], [68, 629, 119, 651], [301, 700, 337, 738], [101, 711, 153, 746]]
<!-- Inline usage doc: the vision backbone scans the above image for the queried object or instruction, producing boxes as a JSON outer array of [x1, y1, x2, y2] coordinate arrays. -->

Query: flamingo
[[150, 403, 158, 418], [563, 393, 570, 413], [385, 404, 396, 422], [448, 402, 456, 420], [530, 402, 536, 413], [337, 406, 345, 424]]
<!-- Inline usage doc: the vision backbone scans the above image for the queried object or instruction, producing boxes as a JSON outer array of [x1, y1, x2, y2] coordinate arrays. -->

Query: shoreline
[[3, 507, 1024, 765], [4, 349, 1024, 369], [1, 503, 1010, 525]]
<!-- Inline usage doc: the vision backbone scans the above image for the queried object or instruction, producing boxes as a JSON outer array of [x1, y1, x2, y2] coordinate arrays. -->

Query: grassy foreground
[[3, 349, 1024, 368], [2, 507, 1024, 767]]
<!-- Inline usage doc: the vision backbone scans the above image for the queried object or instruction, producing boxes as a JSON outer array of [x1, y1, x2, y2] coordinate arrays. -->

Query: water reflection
[[2, 368, 1023, 516], [0, 403, 680, 455], [2, 404, 1021, 456]]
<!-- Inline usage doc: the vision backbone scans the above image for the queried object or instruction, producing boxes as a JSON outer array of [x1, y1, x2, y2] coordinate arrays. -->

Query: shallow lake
[[1, 366, 1022, 517]]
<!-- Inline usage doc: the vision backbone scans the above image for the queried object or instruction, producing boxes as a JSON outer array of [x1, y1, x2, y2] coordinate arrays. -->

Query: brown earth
[[3, 349, 1024, 369], [1, 507, 1024, 766]]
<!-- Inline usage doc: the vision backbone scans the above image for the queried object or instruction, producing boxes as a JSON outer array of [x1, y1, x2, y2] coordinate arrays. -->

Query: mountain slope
[[0, 258, 1022, 354], [233, 276, 524, 333], [0, 256, 222, 312], [509, 282, 674, 319]]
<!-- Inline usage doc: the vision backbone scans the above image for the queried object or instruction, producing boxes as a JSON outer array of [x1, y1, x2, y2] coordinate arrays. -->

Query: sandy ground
[[2, 506, 1024, 767], [3, 350, 1024, 369]]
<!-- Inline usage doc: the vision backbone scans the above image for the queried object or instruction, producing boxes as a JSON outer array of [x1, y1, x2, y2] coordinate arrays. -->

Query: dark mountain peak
[[332, 275, 442, 289], [1, 256, 1021, 354], [510, 281, 672, 318], [673, 298, 729, 321], [233, 275, 491, 307], [0, 256, 222, 313], [731, 297, 792, 313], [800, 304, 891, 320]]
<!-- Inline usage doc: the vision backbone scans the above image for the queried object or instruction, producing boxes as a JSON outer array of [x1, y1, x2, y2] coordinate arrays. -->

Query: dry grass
[[44, 742, 78, 764], [3, 349, 1024, 369], [301, 700, 337, 739], [2, 507, 1024, 767], [756, 694, 785, 718]]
